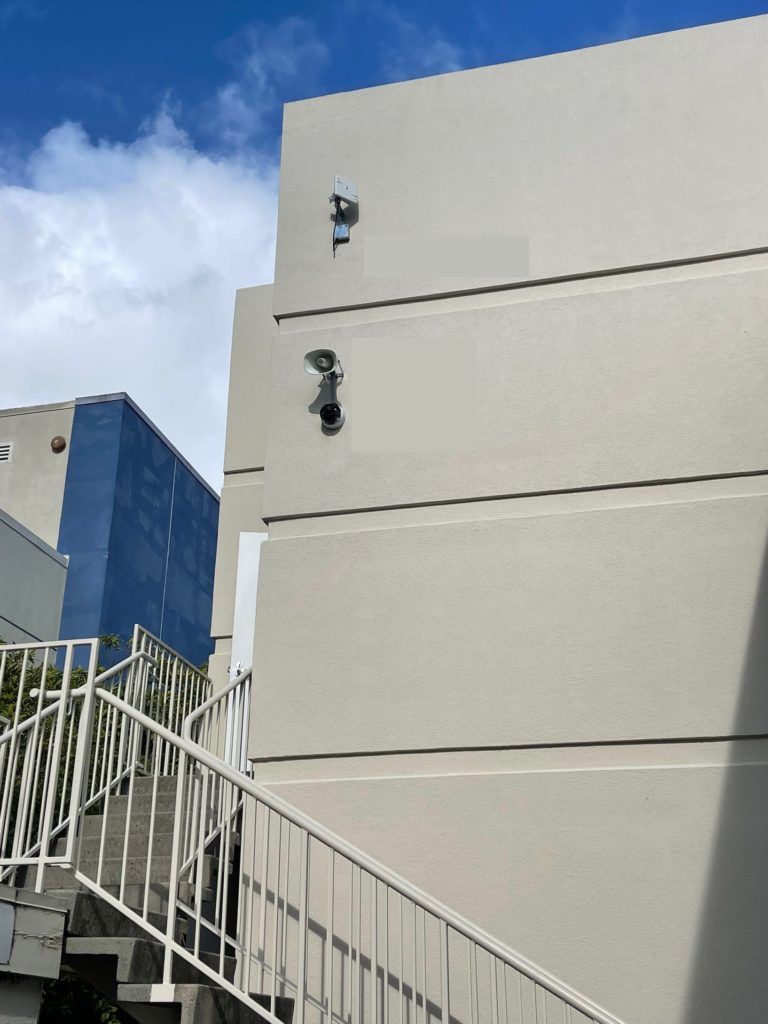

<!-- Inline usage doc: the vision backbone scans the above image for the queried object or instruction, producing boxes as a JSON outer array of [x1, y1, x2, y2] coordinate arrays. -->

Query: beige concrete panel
[[210, 473, 264, 639], [208, 637, 232, 695], [274, 15, 768, 316], [252, 489, 768, 758], [267, 473, 768, 540], [251, 735, 768, 783], [0, 509, 67, 643], [260, 750, 768, 1024], [0, 403, 74, 546], [224, 285, 274, 474], [276, 248, 768, 335], [264, 267, 768, 519]]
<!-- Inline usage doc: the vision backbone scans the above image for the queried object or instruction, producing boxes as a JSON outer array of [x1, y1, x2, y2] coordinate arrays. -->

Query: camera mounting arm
[[304, 349, 346, 431], [329, 176, 358, 255]]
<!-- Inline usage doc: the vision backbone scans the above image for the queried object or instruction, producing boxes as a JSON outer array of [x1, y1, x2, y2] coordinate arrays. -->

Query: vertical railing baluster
[[0, 649, 29, 853], [348, 859, 354, 1024], [193, 769, 210, 958], [296, 830, 310, 1024], [356, 865, 362, 1024], [142, 768, 160, 920], [469, 943, 478, 1024], [281, 823, 292, 994], [411, 901, 418, 1024], [372, 877, 378, 1024], [398, 894, 404, 1024], [421, 910, 428, 1024], [243, 799, 259, 996], [36, 643, 74, 891], [490, 954, 499, 1024], [219, 780, 234, 977], [383, 888, 389, 1024], [439, 921, 449, 1024], [270, 815, 283, 1014], [257, 805, 271, 990], [499, 963, 509, 1024], [326, 850, 335, 1023], [15, 646, 50, 857]]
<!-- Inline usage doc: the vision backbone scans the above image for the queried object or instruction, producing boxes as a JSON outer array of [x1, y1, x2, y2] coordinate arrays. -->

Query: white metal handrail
[[0, 639, 99, 883], [0, 635, 210, 893], [0, 637, 628, 1024], [157, 672, 627, 1024]]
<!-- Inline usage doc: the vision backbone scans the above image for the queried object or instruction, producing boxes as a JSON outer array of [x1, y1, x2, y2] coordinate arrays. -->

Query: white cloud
[[207, 17, 329, 148], [0, 1, 45, 23], [0, 111, 278, 491], [376, 5, 465, 82]]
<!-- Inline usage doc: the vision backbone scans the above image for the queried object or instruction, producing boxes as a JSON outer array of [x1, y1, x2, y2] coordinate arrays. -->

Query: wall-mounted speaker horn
[[304, 349, 340, 376]]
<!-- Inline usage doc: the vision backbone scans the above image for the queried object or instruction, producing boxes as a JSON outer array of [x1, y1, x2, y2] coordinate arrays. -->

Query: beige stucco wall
[[274, 14, 768, 316], [211, 472, 265, 641], [0, 402, 74, 547], [220, 16, 768, 1024], [252, 478, 768, 760], [265, 256, 768, 519], [209, 284, 273, 692], [254, 740, 768, 1024], [224, 285, 274, 476]]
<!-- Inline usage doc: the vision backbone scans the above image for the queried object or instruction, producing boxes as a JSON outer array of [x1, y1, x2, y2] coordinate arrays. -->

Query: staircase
[[0, 631, 629, 1024], [42, 779, 293, 1023]]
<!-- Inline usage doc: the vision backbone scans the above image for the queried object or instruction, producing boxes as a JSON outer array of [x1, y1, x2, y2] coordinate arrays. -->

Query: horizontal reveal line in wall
[[0, 615, 42, 643], [264, 469, 768, 524], [224, 466, 265, 477], [275, 243, 768, 322], [250, 732, 768, 764]]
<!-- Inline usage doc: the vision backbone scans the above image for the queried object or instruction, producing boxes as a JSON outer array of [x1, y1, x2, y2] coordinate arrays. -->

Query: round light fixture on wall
[[50, 436, 67, 454]]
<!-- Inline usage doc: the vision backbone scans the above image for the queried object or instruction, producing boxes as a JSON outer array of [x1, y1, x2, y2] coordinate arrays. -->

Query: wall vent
[[0, 442, 12, 463]]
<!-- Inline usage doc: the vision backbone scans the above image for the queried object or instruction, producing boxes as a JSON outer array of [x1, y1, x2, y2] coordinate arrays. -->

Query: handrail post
[[163, 744, 187, 988], [36, 643, 76, 891], [65, 640, 100, 871]]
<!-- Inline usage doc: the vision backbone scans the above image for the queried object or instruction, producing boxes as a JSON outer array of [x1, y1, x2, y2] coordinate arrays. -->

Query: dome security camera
[[319, 402, 345, 430], [304, 349, 346, 432]]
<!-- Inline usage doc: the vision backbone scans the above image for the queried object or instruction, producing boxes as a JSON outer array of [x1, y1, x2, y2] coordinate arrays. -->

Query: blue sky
[[1, 1, 766, 487], [2, 0, 766, 155]]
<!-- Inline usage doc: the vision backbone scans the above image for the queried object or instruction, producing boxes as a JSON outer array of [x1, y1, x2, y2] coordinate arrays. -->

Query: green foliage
[[41, 971, 124, 1024], [99, 634, 123, 652]]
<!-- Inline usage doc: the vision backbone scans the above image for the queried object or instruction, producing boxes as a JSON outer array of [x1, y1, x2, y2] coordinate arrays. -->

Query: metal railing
[[131, 625, 211, 773], [0, 636, 627, 1024], [162, 674, 627, 1024], [0, 631, 210, 892], [0, 639, 99, 882]]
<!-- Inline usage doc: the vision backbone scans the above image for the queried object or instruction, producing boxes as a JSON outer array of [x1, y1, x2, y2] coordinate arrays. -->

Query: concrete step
[[46, 883, 294, 1023], [83, 809, 177, 837], [65, 935, 237, 985], [56, 831, 177, 861], [39, 868, 213, 913], [130, 776, 180, 796], [49, 888, 186, 944], [118, 984, 294, 1024], [51, 855, 214, 889], [100, 791, 180, 814], [53, 855, 195, 888]]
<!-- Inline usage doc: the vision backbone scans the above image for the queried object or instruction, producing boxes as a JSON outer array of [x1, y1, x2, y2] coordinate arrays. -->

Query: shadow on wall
[[684, 530, 768, 1023]]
